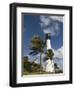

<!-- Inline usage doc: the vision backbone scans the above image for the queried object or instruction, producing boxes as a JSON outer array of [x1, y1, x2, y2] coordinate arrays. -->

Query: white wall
[[0, 0, 74, 89]]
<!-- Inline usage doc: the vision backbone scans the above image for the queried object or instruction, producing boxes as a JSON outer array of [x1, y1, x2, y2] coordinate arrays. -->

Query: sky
[[22, 14, 63, 69]]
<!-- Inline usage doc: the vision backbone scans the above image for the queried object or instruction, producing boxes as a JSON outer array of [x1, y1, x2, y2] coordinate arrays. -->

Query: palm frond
[[29, 51, 39, 56]]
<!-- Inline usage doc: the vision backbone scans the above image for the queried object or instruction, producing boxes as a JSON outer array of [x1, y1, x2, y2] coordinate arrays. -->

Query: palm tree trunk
[[40, 52, 42, 73]]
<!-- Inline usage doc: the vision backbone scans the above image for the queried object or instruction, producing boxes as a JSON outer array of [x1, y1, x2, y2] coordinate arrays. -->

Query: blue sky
[[22, 14, 63, 55], [22, 14, 63, 69]]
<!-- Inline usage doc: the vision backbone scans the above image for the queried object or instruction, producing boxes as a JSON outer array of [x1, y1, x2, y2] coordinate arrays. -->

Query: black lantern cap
[[45, 33, 51, 39]]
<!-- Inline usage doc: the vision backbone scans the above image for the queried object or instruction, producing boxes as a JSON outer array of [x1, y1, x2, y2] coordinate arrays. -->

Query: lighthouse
[[45, 33, 51, 50], [45, 33, 55, 72]]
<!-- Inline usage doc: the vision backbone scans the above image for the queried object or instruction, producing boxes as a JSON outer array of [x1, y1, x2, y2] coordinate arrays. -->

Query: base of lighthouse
[[45, 59, 55, 72]]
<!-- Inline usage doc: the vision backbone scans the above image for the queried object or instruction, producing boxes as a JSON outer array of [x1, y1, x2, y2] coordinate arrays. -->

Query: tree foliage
[[46, 49, 54, 60], [29, 35, 45, 72]]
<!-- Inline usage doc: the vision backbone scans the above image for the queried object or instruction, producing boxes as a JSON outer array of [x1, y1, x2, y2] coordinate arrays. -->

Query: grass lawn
[[23, 70, 63, 75]]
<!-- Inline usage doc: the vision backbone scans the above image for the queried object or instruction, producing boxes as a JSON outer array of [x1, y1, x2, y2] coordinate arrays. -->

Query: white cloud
[[40, 15, 63, 36], [43, 28, 55, 35], [53, 46, 63, 59], [40, 15, 51, 27], [49, 16, 63, 22]]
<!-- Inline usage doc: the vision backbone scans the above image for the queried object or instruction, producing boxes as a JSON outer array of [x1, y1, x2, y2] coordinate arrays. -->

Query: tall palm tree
[[29, 35, 44, 73]]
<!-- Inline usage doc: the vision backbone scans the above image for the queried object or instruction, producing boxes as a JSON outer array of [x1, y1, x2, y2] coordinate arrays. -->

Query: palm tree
[[29, 35, 44, 73]]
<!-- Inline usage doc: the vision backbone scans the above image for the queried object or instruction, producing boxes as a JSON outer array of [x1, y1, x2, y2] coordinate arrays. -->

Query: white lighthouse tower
[[45, 33, 51, 50], [45, 33, 55, 73]]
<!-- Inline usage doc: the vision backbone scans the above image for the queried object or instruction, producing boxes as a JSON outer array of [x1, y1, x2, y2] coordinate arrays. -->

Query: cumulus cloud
[[40, 16, 51, 27], [49, 16, 63, 22], [40, 15, 63, 36], [53, 46, 63, 59]]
